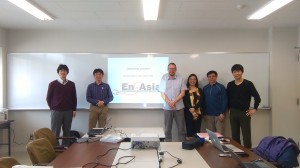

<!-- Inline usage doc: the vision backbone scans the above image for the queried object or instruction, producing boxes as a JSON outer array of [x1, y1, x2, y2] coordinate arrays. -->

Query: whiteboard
[[7, 53, 269, 109]]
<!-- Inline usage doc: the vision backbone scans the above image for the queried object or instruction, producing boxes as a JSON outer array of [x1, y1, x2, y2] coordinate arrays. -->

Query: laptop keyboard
[[222, 144, 230, 151], [88, 129, 104, 136]]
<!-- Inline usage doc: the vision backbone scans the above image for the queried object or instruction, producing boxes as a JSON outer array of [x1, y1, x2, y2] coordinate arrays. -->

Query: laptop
[[229, 150, 270, 168], [206, 129, 244, 154], [88, 117, 111, 136]]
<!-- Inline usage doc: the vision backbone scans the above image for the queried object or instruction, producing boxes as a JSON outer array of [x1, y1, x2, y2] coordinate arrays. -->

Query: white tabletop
[[112, 142, 210, 168]]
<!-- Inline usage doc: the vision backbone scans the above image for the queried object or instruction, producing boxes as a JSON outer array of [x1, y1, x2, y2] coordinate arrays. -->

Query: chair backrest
[[26, 138, 57, 165], [0, 157, 20, 168], [34, 127, 57, 147]]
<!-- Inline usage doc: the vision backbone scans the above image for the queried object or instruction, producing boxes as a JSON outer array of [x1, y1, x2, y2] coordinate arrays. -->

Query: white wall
[[0, 28, 7, 107], [269, 27, 299, 142], [7, 29, 268, 53], [0, 28, 6, 47], [298, 26, 300, 145], [3, 28, 298, 151], [0, 28, 7, 152]]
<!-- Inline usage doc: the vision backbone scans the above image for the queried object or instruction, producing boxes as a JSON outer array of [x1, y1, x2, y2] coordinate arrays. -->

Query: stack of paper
[[100, 134, 124, 143], [197, 132, 223, 139]]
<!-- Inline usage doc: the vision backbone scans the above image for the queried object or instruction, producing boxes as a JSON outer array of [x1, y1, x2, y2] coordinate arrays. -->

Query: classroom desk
[[50, 138, 275, 168], [197, 139, 275, 168], [0, 120, 14, 156], [50, 142, 119, 167]]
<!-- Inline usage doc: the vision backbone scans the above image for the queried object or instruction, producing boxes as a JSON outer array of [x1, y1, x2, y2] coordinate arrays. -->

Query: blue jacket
[[203, 82, 227, 116], [254, 136, 300, 167]]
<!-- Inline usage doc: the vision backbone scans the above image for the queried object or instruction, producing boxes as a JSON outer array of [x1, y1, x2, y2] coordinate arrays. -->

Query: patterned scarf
[[189, 88, 201, 114]]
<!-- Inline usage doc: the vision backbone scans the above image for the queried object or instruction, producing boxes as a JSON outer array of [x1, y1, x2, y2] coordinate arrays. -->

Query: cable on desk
[[112, 155, 135, 167], [159, 150, 182, 168], [157, 148, 163, 168], [82, 162, 99, 168], [110, 128, 128, 138], [82, 147, 135, 168]]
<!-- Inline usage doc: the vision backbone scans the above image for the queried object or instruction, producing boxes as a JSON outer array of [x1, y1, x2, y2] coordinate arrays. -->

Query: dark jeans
[[230, 108, 252, 148]]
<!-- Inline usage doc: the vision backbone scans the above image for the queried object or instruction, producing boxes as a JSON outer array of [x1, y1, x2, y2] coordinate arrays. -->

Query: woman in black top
[[183, 74, 203, 140]]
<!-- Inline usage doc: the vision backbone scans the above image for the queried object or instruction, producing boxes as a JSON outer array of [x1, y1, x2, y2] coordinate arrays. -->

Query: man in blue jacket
[[203, 70, 227, 135]]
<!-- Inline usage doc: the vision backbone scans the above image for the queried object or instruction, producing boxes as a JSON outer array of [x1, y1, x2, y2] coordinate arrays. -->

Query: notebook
[[229, 150, 270, 168], [206, 129, 244, 153], [88, 117, 111, 136]]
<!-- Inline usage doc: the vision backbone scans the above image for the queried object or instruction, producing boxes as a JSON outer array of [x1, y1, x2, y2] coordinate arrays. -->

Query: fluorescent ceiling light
[[143, 0, 160, 20], [8, 0, 53, 20], [248, 0, 294, 20]]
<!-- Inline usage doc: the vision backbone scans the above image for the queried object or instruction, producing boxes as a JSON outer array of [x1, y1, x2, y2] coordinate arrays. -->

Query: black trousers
[[230, 108, 252, 148], [184, 109, 202, 137]]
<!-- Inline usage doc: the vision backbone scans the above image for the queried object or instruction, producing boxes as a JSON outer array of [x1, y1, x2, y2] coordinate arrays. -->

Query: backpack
[[254, 136, 300, 168], [70, 130, 81, 144]]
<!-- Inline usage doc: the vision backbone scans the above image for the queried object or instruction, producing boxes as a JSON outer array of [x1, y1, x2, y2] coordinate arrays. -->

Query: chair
[[0, 157, 20, 168], [33, 127, 77, 152], [26, 138, 57, 165]]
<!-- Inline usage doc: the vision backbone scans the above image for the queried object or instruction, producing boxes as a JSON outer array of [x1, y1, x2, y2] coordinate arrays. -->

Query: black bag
[[70, 130, 81, 144]]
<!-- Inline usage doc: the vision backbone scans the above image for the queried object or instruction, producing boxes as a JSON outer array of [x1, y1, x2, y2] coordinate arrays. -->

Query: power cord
[[109, 128, 128, 138], [82, 147, 135, 168], [158, 150, 182, 168]]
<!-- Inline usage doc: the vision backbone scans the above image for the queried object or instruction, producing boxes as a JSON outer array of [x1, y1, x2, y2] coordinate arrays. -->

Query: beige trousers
[[205, 115, 225, 135], [88, 105, 108, 130]]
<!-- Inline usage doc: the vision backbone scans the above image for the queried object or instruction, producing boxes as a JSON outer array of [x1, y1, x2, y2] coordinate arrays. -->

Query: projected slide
[[108, 57, 168, 108]]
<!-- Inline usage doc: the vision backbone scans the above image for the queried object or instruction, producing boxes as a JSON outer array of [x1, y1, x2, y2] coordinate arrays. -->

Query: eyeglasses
[[168, 68, 176, 70]]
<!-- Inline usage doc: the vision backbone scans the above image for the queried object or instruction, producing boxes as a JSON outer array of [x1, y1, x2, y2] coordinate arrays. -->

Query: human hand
[[218, 114, 225, 122], [97, 101, 105, 107], [246, 109, 256, 117], [192, 112, 198, 120], [189, 108, 195, 113], [168, 101, 176, 109], [197, 110, 201, 115]]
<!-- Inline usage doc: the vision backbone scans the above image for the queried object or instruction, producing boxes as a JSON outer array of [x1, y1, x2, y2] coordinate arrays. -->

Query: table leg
[[8, 123, 11, 156]]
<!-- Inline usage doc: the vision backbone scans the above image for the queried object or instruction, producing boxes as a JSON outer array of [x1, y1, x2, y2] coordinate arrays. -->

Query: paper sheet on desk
[[100, 134, 124, 143], [197, 132, 223, 138]]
